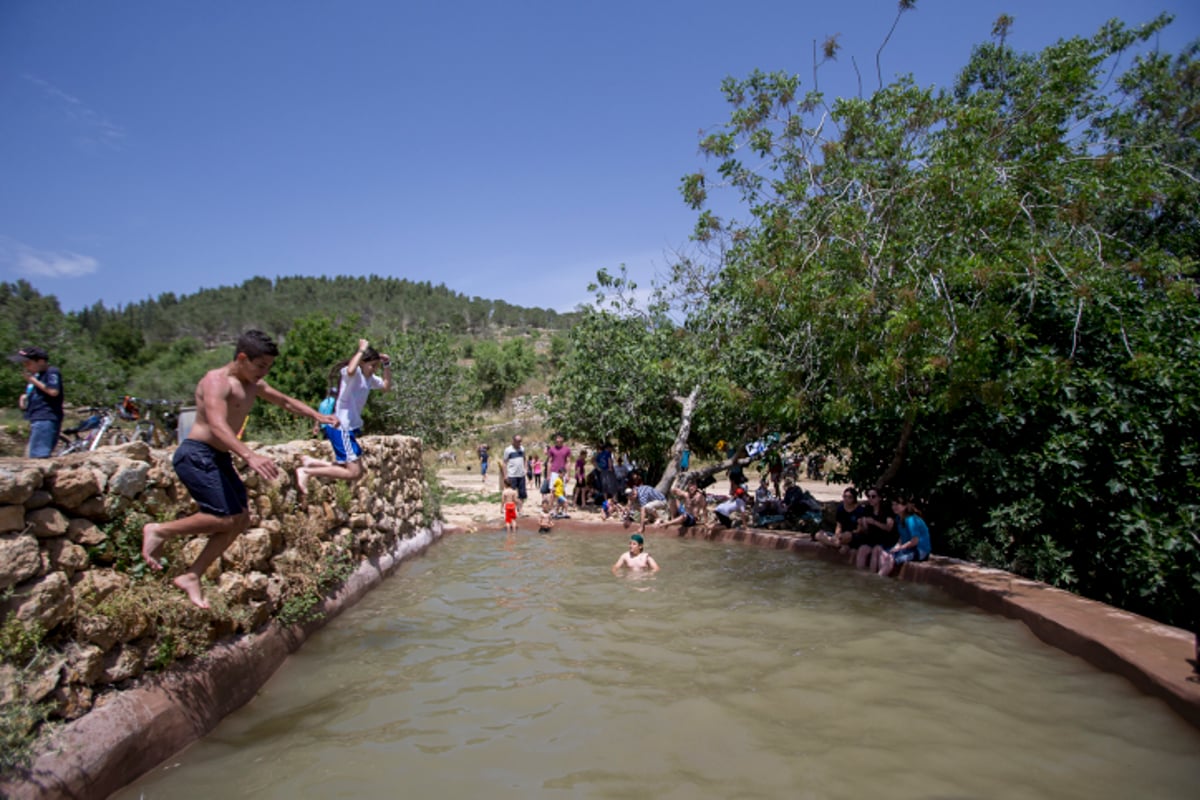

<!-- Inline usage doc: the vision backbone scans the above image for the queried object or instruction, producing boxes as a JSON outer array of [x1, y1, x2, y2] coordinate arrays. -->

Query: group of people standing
[[496, 433, 574, 523]]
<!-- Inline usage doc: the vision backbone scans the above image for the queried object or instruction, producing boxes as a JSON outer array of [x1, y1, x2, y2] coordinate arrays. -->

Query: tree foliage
[[373, 331, 476, 448], [586, 13, 1200, 629], [472, 338, 537, 409]]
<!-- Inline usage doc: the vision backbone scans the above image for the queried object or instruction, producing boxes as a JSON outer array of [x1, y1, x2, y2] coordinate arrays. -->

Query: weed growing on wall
[[88, 505, 177, 577], [422, 468, 443, 527], [0, 613, 52, 774], [275, 546, 356, 626], [332, 481, 353, 513]]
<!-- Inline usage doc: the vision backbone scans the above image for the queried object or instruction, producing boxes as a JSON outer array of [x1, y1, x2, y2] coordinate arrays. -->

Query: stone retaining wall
[[0, 434, 429, 797]]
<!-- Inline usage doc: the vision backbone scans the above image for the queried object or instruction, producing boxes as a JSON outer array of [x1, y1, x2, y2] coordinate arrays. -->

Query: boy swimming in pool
[[612, 533, 660, 573]]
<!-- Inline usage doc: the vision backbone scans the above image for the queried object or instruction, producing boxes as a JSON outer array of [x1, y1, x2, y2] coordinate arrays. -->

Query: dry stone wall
[[0, 435, 427, 728]]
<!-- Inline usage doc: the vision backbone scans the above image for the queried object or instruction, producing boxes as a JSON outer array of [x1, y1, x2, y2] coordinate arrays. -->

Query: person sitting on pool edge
[[612, 533, 660, 573], [877, 494, 931, 577]]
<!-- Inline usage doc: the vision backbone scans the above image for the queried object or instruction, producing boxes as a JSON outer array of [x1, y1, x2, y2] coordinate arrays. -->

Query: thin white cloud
[[23, 74, 126, 150], [0, 237, 100, 278]]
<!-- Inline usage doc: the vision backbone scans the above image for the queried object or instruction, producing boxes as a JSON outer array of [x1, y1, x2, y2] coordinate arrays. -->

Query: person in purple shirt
[[545, 433, 571, 491]]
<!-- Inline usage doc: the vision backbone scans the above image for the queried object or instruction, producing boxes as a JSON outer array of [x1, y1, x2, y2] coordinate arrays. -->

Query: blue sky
[[2, 1, 1196, 315]]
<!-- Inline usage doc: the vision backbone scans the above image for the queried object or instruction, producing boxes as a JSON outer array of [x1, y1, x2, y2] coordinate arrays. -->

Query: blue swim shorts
[[173, 439, 248, 517], [324, 426, 363, 464]]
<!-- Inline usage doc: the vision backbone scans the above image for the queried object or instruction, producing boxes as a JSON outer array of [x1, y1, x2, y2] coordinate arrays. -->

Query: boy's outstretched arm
[[258, 382, 338, 427]]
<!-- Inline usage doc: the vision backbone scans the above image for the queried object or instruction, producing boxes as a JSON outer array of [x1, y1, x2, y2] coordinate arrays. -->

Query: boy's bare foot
[[300, 455, 325, 468], [173, 574, 210, 609], [142, 523, 166, 570], [296, 467, 310, 497]]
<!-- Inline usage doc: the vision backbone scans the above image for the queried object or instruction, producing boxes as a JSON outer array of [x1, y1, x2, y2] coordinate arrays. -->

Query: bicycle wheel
[[54, 435, 84, 456], [107, 429, 130, 447]]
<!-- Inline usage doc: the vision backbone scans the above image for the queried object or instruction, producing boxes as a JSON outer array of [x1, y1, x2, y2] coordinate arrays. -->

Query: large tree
[[573, 12, 1199, 629]]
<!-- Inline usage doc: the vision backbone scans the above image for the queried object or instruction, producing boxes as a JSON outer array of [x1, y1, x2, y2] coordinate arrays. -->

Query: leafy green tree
[[671, 12, 1199, 628], [97, 319, 145, 367], [544, 267, 753, 485], [250, 314, 359, 437], [371, 330, 475, 447], [471, 338, 537, 409]]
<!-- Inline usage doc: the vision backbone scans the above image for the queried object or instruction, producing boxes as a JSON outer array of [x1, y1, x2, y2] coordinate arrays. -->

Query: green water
[[114, 530, 1200, 799]]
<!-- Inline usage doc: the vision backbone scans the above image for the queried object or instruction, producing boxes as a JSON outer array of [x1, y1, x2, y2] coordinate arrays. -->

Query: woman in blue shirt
[[877, 494, 931, 577]]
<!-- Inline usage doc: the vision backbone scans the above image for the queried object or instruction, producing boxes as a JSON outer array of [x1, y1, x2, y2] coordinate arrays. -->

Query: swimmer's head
[[629, 534, 644, 551]]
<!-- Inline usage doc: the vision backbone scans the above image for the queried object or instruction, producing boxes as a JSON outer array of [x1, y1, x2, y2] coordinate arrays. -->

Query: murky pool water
[[115, 530, 1200, 799]]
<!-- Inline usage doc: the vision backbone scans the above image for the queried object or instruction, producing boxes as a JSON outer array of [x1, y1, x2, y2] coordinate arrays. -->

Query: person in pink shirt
[[545, 433, 572, 492]]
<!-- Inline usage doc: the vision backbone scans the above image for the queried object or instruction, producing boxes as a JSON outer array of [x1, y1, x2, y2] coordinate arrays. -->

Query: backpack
[[317, 393, 336, 432]]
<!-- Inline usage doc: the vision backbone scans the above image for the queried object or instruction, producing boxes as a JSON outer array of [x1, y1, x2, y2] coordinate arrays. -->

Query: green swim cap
[[630, 534, 644, 544]]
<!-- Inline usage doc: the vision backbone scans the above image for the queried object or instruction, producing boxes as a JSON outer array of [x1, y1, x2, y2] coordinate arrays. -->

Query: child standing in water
[[538, 498, 554, 533], [141, 330, 337, 608], [502, 479, 519, 533], [296, 338, 391, 497]]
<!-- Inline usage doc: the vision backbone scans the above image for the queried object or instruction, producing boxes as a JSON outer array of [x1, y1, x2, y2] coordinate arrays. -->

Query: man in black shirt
[[12, 346, 63, 458]]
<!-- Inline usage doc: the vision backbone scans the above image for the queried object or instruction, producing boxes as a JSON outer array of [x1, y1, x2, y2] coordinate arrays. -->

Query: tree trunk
[[874, 411, 914, 489], [654, 386, 700, 494]]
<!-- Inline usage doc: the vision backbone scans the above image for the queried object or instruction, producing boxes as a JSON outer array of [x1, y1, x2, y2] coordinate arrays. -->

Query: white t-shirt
[[715, 497, 745, 517], [335, 366, 385, 430], [503, 445, 526, 479]]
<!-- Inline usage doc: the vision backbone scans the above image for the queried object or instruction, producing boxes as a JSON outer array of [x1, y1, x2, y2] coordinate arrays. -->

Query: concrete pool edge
[[0, 523, 444, 800]]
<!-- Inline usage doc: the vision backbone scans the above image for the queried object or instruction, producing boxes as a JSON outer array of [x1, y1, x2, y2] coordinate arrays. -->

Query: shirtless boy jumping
[[142, 330, 337, 608]]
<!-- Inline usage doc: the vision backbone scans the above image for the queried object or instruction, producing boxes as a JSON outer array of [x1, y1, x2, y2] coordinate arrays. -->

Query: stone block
[[0, 465, 43, 505], [74, 613, 122, 650], [109, 460, 150, 498], [222, 529, 273, 573], [26, 489, 52, 509], [245, 571, 270, 601], [72, 568, 131, 605], [42, 537, 90, 577], [4, 571, 74, 631], [51, 682, 94, 720], [0, 503, 25, 533], [48, 467, 103, 509], [0, 532, 42, 590], [101, 643, 144, 683], [74, 495, 111, 522], [67, 517, 107, 546], [63, 643, 106, 685], [27, 506, 69, 538], [217, 572, 252, 605]]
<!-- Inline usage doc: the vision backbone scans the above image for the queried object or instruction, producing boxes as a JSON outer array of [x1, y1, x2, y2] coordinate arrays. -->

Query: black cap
[[11, 346, 49, 362]]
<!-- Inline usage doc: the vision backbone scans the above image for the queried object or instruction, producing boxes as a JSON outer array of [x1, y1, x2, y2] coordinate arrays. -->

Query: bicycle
[[54, 405, 130, 455], [125, 397, 182, 447]]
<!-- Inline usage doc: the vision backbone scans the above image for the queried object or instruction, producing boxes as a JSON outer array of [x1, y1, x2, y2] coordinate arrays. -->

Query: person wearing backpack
[[296, 338, 391, 497]]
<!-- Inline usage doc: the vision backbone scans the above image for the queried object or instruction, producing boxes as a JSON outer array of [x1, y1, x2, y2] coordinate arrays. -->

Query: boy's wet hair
[[235, 330, 279, 360]]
